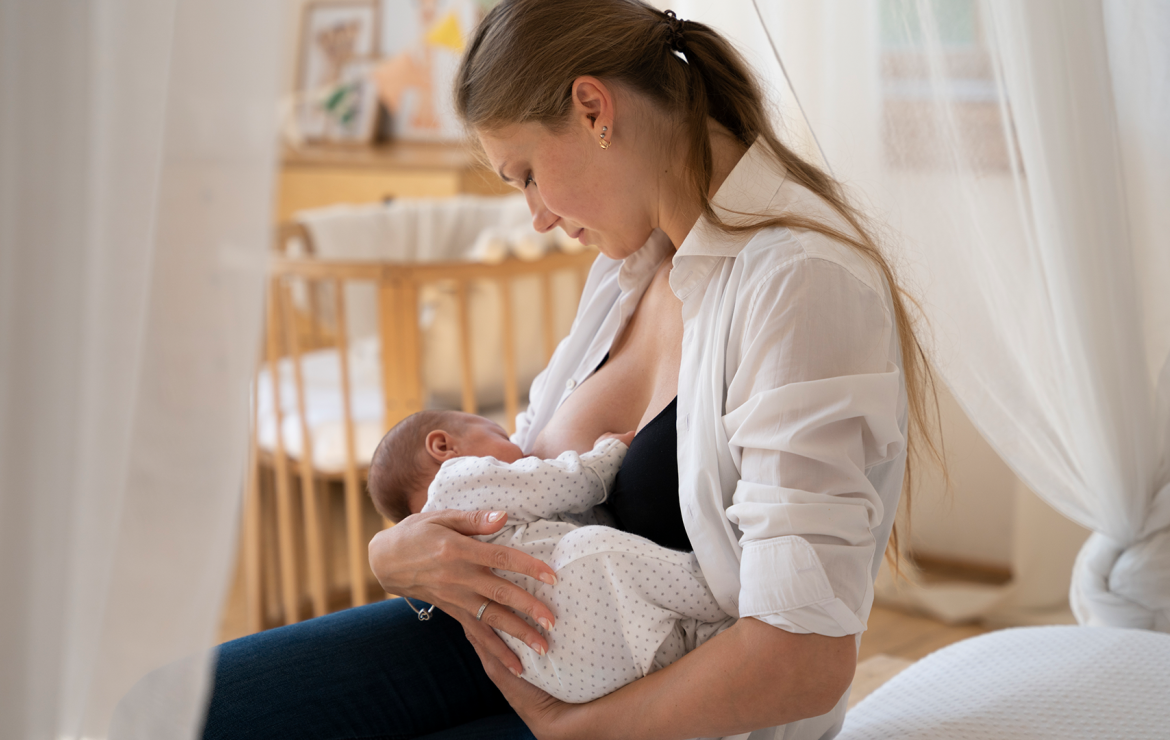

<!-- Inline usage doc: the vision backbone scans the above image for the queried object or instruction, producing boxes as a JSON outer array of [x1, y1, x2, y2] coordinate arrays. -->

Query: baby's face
[[453, 414, 524, 463]]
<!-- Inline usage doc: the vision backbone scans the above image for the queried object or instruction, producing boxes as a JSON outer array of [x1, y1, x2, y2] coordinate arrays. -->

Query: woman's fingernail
[[511, 667, 522, 677], [487, 511, 505, 523], [538, 617, 553, 632], [539, 572, 558, 586], [529, 641, 546, 656]]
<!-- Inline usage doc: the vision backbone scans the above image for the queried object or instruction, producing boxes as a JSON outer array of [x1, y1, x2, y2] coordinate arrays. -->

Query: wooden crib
[[241, 221, 596, 633]]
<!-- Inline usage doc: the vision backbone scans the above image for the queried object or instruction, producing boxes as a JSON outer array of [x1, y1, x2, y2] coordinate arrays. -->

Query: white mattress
[[255, 338, 385, 474], [839, 625, 1170, 739]]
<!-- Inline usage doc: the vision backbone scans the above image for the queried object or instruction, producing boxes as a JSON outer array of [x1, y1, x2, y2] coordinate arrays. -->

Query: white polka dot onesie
[[421, 438, 733, 704]]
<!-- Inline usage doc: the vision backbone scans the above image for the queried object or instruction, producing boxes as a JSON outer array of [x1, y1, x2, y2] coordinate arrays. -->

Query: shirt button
[[565, 378, 577, 390]]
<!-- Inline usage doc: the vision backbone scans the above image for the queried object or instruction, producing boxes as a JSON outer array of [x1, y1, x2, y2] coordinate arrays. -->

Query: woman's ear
[[424, 430, 459, 462], [570, 76, 613, 135]]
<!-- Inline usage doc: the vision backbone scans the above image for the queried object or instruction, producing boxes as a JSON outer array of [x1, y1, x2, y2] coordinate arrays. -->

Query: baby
[[367, 410, 732, 703]]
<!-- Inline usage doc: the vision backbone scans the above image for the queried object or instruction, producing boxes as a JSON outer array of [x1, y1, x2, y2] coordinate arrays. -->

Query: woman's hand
[[468, 616, 856, 740], [368, 508, 559, 675], [464, 626, 584, 740]]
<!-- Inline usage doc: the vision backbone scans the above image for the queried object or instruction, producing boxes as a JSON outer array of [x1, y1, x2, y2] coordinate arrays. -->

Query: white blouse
[[513, 141, 908, 740]]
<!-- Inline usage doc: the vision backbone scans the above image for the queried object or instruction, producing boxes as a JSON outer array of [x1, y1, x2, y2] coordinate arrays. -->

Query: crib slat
[[260, 480, 283, 625], [281, 281, 329, 620], [378, 279, 424, 430], [266, 278, 301, 625], [499, 278, 519, 435], [456, 280, 477, 415], [244, 359, 264, 635], [332, 279, 368, 609]]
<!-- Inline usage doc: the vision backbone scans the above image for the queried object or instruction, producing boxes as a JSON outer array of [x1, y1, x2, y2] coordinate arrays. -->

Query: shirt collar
[[675, 138, 789, 261], [613, 228, 674, 327], [616, 139, 789, 305], [667, 139, 789, 300]]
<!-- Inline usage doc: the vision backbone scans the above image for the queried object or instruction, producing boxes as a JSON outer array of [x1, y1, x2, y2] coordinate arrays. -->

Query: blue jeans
[[202, 597, 535, 739]]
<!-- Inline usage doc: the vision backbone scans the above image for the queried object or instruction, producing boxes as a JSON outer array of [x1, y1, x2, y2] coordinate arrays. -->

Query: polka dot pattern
[[423, 438, 733, 703], [839, 626, 1170, 740]]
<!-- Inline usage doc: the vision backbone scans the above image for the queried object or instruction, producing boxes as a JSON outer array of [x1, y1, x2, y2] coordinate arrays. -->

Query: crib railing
[[243, 247, 596, 633]]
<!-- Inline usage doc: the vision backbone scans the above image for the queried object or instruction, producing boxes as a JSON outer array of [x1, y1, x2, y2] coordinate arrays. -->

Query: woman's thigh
[[202, 597, 533, 740]]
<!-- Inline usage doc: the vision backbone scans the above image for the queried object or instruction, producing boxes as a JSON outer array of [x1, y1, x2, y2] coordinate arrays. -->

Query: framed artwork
[[373, 0, 484, 141], [296, 0, 382, 143]]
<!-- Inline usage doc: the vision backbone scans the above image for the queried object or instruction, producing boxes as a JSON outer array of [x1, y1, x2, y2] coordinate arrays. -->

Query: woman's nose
[[524, 188, 558, 233]]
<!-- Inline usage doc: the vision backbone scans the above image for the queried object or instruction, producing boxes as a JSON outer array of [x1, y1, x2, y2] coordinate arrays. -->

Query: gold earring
[[599, 125, 610, 150]]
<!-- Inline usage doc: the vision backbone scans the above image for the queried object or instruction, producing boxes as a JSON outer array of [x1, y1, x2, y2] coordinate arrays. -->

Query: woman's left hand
[[463, 621, 586, 740]]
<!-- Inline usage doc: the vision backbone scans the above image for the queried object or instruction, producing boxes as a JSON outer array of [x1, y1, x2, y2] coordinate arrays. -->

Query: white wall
[[911, 383, 1017, 567]]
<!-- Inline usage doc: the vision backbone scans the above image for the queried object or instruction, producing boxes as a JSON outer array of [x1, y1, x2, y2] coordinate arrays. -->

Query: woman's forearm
[[566, 618, 856, 740]]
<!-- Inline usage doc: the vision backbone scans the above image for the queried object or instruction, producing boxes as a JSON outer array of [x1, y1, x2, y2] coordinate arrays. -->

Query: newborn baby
[[367, 410, 732, 703]]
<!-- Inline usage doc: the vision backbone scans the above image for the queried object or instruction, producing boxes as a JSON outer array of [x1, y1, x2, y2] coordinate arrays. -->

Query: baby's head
[[367, 410, 523, 523]]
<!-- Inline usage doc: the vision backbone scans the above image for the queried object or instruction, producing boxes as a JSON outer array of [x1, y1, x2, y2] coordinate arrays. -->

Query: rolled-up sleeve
[[723, 256, 905, 637]]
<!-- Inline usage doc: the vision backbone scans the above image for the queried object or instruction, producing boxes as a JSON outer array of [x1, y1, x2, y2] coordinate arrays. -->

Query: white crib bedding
[[255, 339, 521, 473], [839, 625, 1170, 740]]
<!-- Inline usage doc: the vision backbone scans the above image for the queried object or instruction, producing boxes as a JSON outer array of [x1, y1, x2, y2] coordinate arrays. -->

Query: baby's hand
[[595, 430, 635, 448]]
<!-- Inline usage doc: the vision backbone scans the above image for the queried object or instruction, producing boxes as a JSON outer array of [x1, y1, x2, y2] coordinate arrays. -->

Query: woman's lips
[[572, 228, 587, 245]]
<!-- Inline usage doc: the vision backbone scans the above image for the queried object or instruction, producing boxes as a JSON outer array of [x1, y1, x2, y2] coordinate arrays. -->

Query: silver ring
[[475, 600, 491, 621]]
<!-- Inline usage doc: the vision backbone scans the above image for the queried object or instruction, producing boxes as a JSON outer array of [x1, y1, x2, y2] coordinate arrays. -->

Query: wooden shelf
[[276, 140, 513, 222]]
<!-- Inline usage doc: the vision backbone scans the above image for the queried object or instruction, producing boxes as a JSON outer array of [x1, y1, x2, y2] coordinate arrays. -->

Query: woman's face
[[478, 115, 661, 261]]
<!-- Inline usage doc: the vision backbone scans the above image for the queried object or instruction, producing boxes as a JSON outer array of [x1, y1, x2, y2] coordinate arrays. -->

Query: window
[[879, 0, 1012, 172]]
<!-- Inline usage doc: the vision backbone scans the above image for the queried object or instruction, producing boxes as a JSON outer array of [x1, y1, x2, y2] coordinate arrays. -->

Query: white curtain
[[679, 0, 1170, 630], [0, 1, 284, 738]]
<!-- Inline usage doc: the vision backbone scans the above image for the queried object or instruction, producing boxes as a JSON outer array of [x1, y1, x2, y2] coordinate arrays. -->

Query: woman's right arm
[[368, 509, 560, 674]]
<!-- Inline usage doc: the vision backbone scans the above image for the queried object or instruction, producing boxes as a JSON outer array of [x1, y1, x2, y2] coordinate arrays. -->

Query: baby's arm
[[424, 437, 628, 525]]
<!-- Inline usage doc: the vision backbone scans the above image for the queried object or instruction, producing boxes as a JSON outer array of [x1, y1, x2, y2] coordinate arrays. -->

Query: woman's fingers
[[474, 599, 549, 657], [368, 510, 551, 591], [366, 509, 557, 644], [427, 508, 512, 537], [468, 543, 557, 615], [465, 622, 573, 737], [440, 512, 558, 581], [433, 511, 555, 582], [463, 616, 525, 677]]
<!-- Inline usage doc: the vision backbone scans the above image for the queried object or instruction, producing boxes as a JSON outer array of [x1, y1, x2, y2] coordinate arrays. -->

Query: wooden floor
[[859, 603, 991, 662]]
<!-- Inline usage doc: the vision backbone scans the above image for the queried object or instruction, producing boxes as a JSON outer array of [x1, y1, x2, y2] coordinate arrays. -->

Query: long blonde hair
[[455, 0, 943, 564]]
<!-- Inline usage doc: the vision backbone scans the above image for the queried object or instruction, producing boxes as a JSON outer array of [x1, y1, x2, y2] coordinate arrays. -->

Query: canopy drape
[[673, 0, 1169, 630], [740, 0, 1169, 629], [0, 1, 283, 737]]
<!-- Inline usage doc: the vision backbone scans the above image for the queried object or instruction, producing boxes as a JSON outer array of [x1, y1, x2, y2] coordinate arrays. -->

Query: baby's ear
[[424, 429, 458, 462]]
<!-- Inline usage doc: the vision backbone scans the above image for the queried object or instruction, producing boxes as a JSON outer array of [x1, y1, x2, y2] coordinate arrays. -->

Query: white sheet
[[839, 626, 1170, 739]]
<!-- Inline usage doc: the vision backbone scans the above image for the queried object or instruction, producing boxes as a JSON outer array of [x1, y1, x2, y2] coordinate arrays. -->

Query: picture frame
[[296, 0, 382, 144], [373, 0, 481, 141]]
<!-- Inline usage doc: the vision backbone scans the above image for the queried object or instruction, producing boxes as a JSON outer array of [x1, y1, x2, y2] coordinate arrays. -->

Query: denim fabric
[[202, 597, 535, 740]]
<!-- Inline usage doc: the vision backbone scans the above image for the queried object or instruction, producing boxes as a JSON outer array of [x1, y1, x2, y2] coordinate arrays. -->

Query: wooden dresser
[[275, 141, 512, 222]]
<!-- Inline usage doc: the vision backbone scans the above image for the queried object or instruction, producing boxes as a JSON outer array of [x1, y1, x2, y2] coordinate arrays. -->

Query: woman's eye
[[524, 173, 535, 188]]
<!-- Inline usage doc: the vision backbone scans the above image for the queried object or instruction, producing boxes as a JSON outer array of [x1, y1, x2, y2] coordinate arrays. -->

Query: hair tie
[[662, 9, 687, 53]]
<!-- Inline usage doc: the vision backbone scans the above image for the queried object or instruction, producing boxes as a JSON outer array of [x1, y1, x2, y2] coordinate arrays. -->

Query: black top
[[605, 397, 692, 552]]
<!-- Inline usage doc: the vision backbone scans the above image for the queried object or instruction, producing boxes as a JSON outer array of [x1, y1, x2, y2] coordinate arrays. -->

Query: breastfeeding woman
[[193, 1, 938, 739]]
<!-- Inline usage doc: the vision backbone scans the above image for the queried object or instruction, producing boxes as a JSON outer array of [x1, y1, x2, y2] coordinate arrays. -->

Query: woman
[[196, 2, 937, 738]]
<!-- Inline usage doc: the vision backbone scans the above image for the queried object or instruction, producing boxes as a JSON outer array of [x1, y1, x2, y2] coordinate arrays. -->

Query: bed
[[841, 625, 1170, 739]]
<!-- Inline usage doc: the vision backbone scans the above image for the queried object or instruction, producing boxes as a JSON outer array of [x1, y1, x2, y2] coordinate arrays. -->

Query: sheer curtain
[[678, 0, 1169, 630], [0, 1, 283, 738]]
